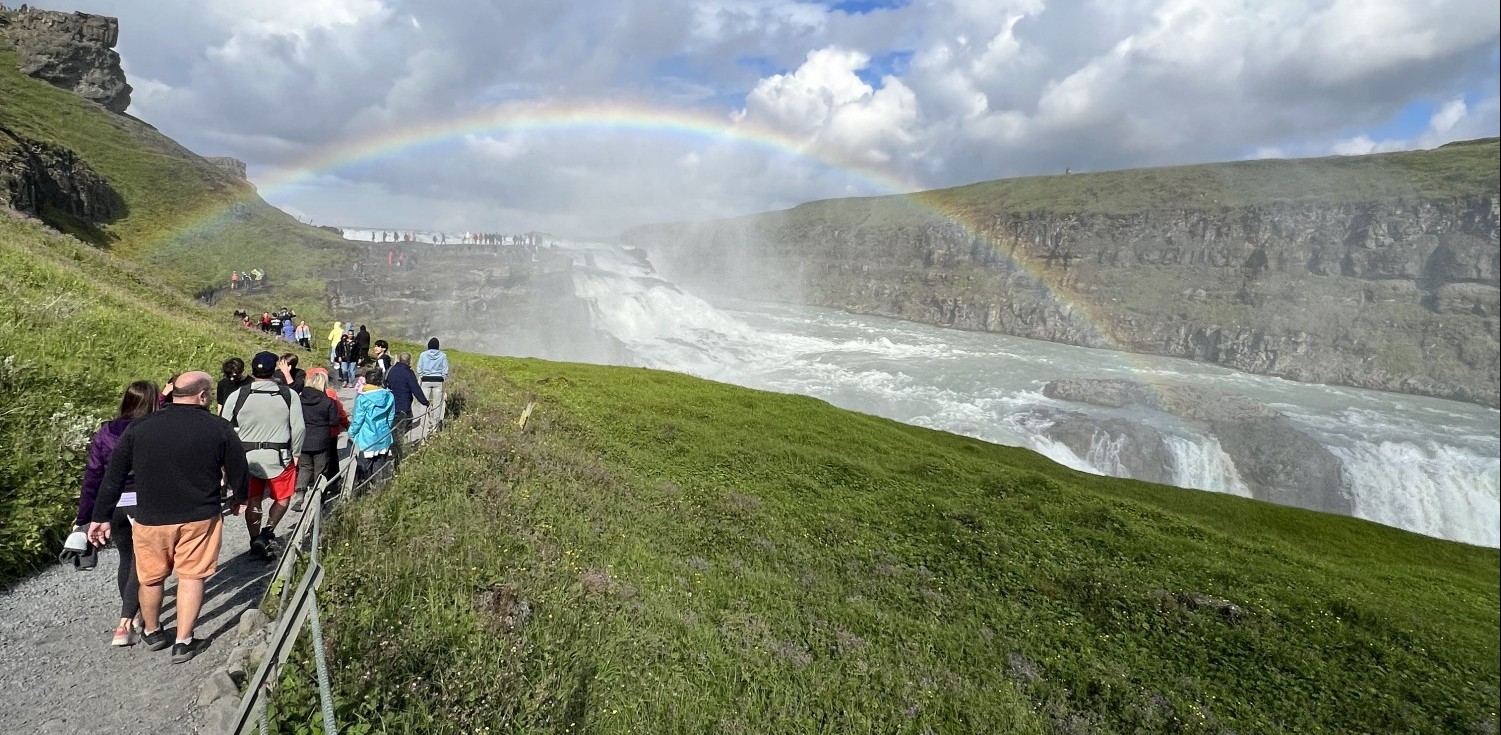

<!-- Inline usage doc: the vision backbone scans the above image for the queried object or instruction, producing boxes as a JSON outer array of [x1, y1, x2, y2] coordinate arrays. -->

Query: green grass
[[0, 49, 351, 580], [0, 42, 348, 301], [270, 356, 1500, 734]]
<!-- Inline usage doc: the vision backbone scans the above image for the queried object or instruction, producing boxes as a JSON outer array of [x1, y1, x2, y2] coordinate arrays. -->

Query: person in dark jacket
[[352, 325, 371, 364], [387, 352, 429, 440], [335, 333, 358, 387], [75, 380, 159, 647], [216, 357, 250, 408], [89, 371, 249, 664], [275, 352, 307, 392], [292, 371, 346, 512]]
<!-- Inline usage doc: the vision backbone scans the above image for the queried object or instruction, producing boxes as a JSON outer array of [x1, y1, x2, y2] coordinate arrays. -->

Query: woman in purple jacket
[[75, 380, 159, 647]]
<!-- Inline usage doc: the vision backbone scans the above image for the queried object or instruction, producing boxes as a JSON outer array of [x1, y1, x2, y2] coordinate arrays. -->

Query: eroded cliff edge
[[626, 141, 1501, 406]]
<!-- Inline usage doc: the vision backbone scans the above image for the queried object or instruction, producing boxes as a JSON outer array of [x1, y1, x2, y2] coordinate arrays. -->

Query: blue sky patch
[[826, 0, 911, 15], [857, 50, 914, 86]]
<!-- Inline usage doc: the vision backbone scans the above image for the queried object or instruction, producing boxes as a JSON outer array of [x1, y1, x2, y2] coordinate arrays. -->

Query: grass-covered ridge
[[273, 356, 1500, 734], [0, 41, 346, 300]]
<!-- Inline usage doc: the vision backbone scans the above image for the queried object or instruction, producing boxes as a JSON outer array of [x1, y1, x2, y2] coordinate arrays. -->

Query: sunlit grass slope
[[276, 356, 1501, 735]]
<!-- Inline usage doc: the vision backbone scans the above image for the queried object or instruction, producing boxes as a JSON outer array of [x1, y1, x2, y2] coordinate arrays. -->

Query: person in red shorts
[[221, 351, 305, 559], [88, 371, 250, 663]]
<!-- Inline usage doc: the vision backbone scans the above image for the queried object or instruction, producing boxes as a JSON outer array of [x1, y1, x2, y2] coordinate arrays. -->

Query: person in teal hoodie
[[349, 367, 396, 484]]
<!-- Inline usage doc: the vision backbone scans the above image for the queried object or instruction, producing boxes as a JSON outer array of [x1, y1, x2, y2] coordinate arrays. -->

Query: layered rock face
[[627, 144, 1500, 406], [0, 126, 123, 226], [327, 243, 617, 364], [206, 157, 248, 181], [2, 10, 132, 113]]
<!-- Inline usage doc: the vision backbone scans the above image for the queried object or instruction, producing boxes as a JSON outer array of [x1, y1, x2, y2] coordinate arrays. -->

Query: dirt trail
[[0, 386, 357, 734]]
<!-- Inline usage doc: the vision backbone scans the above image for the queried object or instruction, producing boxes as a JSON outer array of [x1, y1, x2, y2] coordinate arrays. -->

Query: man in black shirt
[[88, 371, 250, 664]]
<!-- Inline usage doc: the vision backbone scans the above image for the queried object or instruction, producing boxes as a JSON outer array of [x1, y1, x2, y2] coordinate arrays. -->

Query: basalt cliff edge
[[626, 141, 1501, 406]]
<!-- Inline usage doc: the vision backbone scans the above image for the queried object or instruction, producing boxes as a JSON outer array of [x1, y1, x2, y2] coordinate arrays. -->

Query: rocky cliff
[[0, 124, 123, 235], [626, 141, 1501, 406], [1, 9, 131, 113], [327, 242, 619, 363]]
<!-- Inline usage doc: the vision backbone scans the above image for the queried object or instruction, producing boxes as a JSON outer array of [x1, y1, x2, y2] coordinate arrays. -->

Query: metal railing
[[232, 407, 439, 735]]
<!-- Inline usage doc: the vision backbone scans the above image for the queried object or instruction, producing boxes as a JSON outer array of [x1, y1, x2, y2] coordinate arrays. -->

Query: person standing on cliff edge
[[88, 372, 249, 664]]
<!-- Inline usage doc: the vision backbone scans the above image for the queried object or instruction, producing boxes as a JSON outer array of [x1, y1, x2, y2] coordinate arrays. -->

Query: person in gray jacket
[[415, 337, 449, 436], [221, 351, 305, 559]]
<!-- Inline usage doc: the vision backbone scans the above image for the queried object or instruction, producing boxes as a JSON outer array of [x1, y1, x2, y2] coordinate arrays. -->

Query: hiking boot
[[170, 637, 208, 664], [290, 492, 307, 513], [111, 621, 137, 647], [141, 627, 172, 651], [249, 533, 273, 560], [257, 529, 279, 558]]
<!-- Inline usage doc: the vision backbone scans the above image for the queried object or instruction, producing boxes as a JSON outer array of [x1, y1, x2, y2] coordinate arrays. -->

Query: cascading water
[[550, 241, 1500, 548]]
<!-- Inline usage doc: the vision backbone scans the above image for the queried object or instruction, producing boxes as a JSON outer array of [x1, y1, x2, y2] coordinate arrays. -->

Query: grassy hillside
[[0, 41, 346, 305], [0, 35, 352, 579], [269, 356, 1500, 734]]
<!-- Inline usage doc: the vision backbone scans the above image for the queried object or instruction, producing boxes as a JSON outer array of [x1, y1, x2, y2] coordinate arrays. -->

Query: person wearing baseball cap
[[221, 351, 305, 560]]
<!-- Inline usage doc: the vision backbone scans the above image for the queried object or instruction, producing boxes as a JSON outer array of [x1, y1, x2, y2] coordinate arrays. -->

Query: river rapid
[[523, 241, 1499, 547]]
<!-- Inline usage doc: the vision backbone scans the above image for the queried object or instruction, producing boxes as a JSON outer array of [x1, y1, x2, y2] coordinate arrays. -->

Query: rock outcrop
[[0, 125, 123, 228], [1040, 378, 1352, 515], [626, 142, 1501, 406], [205, 157, 247, 181], [2, 10, 132, 113]]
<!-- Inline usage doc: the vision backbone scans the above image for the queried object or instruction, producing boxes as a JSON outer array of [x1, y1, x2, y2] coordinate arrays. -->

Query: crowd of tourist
[[65, 318, 451, 664]]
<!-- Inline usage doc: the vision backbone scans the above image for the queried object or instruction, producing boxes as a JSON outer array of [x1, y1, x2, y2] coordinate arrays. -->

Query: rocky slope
[[625, 142, 1501, 406], [327, 242, 618, 363], [0, 9, 130, 113]]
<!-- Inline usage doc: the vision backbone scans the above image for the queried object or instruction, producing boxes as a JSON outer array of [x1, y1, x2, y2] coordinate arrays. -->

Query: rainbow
[[164, 99, 1128, 358]]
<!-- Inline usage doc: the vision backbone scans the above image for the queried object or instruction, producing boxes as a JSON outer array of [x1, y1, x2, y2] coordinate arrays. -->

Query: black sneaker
[[258, 529, 279, 557], [249, 534, 272, 560], [141, 627, 172, 651], [170, 637, 207, 664]]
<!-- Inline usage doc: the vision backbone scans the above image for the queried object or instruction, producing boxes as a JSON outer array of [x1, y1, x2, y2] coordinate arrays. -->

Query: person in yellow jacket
[[326, 321, 343, 365]]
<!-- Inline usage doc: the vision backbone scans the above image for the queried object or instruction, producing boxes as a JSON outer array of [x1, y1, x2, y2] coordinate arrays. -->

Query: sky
[[31, 0, 1501, 236]]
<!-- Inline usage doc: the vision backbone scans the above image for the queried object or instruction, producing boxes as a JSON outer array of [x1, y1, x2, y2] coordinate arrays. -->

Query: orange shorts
[[248, 463, 297, 502], [133, 517, 223, 585]]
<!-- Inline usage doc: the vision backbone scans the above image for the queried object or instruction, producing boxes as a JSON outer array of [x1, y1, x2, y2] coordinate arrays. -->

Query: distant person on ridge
[[387, 351, 429, 442], [416, 337, 449, 436], [88, 372, 249, 664], [222, 351, 305, 560], [295, 320, 312, 350], [74, 380, 159, 647], [280, 317, 296, 343]]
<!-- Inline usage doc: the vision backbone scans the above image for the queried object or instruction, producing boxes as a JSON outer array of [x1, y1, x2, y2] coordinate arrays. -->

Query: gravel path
[[0, 386, 357, 735]]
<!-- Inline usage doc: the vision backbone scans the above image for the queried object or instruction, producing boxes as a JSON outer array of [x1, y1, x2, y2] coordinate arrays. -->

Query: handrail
[[233, 402, 439, 735]]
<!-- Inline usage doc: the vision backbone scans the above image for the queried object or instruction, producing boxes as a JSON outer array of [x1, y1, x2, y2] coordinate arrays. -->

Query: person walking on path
[[350, 368, 396, 484], [280, 317, 296, 343], [216, 357, 250, 408], [416, 337, 449, 436], [335, 333, 358, 388], [75, 380, 159, 647], [371, 339, 393, 377], [275, 352, 306, 392], [222, 351, 305, 560], [295, 320, 312, 350], [87, 372, 249, 664], [387, 352, 429, 443], [326, 321, 343, 364], [353, 325, 372, 364], [292, 371, 346, 512]]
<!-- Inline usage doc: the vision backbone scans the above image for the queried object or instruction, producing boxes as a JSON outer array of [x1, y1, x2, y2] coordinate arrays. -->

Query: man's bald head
[[170, 371, 213, 403]]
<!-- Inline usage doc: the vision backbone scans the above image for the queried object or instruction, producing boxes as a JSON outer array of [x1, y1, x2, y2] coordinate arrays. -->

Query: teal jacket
[[350, 387, 396, 453]]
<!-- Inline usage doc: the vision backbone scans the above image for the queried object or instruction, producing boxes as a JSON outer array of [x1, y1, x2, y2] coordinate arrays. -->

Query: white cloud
[[24, 0, 1500, 234]]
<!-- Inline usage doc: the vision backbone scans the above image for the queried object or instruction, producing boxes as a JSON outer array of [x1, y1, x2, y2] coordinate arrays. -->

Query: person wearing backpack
[[221, 351, 305, 559], [291, 371, 346, 512], [350, 367, 397, 485]]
